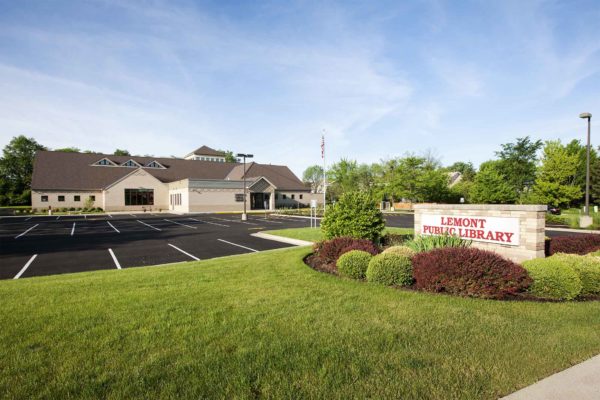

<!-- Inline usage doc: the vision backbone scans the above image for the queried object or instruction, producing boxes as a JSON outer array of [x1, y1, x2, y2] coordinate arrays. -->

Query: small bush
[[382, 245, 416, 259], [522, 257, 582, 300], [60, 207, 68, 213], [95, 207, 103, 212], [320, 191, 385, 242], [366, 253, 413, 286], [41, 208, 47, 213], [313, 237, 380, 265], [549, 234, 600, 255], [337, 250, 373, 280], [413, 247, 531, 299], [406, 234, 471, 253], [380, 233, 413, 247], [69, 207, 76, 211], [551, 253, 600, 297]]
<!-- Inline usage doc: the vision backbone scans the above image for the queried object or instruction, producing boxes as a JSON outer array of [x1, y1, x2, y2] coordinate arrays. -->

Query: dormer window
[[145, 160, 166, 169], [121, 159, 141, 168], [93, 158, 117, 166]]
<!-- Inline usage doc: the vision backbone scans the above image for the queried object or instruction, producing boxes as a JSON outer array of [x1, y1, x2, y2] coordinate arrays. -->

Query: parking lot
[[0, 212, 320, 280]]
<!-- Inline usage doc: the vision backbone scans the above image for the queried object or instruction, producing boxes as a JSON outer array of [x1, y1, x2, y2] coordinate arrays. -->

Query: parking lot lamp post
[[236, 153, 253, 221], [580, 112, 592, 216]]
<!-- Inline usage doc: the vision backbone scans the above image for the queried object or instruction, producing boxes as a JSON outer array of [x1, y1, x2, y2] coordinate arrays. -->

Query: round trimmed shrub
[[366, 253, 413, 286], [337, 250, 373, 279], [552, 253, 600, 297], [320, 191, 385, 242], [522, 257, 582, 300], [382, 245, 416, 258], [412, 247, 531, 299]]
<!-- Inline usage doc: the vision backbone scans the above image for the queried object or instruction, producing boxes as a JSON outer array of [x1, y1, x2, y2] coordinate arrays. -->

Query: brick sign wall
[[414, 204, 547, 262]]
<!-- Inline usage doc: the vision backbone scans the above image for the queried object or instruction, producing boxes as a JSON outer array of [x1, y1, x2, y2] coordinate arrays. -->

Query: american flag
[[321, 134, 325, 159]]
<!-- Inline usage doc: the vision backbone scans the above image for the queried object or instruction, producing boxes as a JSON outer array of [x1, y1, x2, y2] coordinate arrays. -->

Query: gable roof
[[31, 151, 308, 191], [225, 162, 308, 191], [190, 145, 225, 157]]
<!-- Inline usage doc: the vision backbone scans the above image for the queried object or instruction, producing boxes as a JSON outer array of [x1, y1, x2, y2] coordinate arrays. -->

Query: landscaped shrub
[[406, 234, 471, 253], [320, 191, 385, 242], [413, 247, 531, 299], [69, 207, 76, 211], [313, 237, 380, 265], [380, 233, 413, 247], [522, 257, 582, 300], [337, 250, 373, 279], [551, 253, 600, 297], [382, 245, 416, 259], [549, 234, 600, 255], [366, 253, 413, 286]]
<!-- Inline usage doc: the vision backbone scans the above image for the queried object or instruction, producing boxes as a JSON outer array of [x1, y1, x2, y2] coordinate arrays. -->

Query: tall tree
[[531, 140, 582, 207], [565, 139, 597, 205], [469, 160, 517, 204], [113, 149, 131, 156], [217, 149, 238, 163], [0, 135, 47, 205], [495, 136, 543, 197], [302, 165, 324, 193]]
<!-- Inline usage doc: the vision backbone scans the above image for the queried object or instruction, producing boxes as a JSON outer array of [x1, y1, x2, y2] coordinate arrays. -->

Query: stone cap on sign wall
[[413, 204, 547, 212]]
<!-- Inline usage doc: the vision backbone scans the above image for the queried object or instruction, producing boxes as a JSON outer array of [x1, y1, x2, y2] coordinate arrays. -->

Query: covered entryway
[[248, 177, 276, 211], [251, 193, 270, 210]]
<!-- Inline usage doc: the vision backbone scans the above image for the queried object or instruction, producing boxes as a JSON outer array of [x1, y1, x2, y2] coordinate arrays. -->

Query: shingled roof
[[189, 145, 225, 156], [31, 151, 308, 191]]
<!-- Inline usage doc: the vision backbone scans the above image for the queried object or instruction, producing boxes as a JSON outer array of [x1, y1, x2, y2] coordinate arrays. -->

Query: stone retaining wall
[[413, 204, 547, 263]]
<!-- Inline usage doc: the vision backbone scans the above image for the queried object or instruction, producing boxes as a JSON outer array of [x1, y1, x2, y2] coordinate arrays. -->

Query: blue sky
[[1, 0, 599, 176]]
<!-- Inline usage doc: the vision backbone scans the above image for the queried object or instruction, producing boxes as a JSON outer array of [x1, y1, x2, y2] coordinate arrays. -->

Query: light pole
[[236, 153, 253, 221], [580, 112, 592, 217]]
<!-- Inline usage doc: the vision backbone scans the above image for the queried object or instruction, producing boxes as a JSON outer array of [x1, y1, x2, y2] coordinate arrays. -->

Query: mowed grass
[[264, 226, 414, 242], [1, 247, 600, 399]]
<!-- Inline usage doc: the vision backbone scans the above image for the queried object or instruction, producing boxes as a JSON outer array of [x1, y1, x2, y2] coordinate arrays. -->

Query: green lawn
[[1, 247, 599, 399], [264, 226, 414, 242]]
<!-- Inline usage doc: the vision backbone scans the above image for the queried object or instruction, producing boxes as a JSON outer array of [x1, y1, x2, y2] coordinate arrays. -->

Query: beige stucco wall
[[187, 188, 247, 212], [103, 169, 169, 211], [31, 190, 102, 210], [414, 204, 547, 263]]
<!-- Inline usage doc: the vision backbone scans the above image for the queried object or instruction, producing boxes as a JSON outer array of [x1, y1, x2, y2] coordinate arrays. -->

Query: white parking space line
[[190, 218, 229, 227], [70, 222, 76, 236], [56, 216, 60, 220], [164, 219, 197, 229], [217, 239, 259, 252], [212, 217, 257, 226], [25, 217, 32, 221], [15, 224, 39, 239], [137, 220, 161, 231], [108, 248, 122, 269], [14, 255, 38, 279], [107, 214, 113, 218], [168, 243, 200, 261], [129, 214, 137, 217], [107, 221, 120, 233], [84, 214, 87, 220], [252, 218, 282, 224]]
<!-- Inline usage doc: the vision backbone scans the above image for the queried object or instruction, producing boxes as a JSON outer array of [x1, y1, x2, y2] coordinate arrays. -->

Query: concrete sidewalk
[[502, 354, 600, 399]]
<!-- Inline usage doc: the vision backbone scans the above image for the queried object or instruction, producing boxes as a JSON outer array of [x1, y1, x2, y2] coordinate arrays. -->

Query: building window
[[89, 195, 96, 201], [299, 194, 303, 200], [94, 158, 115, 166], [74, 195, 81, 202], [235, 194, 245, 202], [41, 195, 48, 202], [124, 189, 154, 206], [58, 195, 65, 202], [282, 194, 287, 199], [122, 159, 140, 168], [275, 194, 279, 200], [291, 194, 295, 200], [146, 161, 165, 169]]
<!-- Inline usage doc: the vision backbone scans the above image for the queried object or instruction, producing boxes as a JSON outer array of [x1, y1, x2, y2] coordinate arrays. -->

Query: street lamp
[[236, 153, 253, 221], [580, 112, 592, 217]]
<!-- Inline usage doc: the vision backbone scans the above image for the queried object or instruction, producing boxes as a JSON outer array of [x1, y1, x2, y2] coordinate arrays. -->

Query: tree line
[[303, 136, 598, 208]]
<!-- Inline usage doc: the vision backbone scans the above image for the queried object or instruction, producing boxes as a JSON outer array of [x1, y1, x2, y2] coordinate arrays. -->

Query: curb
[[546, 227, 600, 235], [271, 213, 322, 220], [251, 232, 314, 246]]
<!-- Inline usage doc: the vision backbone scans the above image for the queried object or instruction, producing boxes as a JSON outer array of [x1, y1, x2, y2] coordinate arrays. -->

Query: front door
[[251, 193, 270, 210]]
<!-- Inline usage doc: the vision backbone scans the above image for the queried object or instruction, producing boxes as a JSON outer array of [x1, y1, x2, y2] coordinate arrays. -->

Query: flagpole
[[322, 132, 326, 210]]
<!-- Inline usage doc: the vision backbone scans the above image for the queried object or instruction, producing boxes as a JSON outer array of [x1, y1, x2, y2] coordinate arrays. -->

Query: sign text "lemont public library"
[[421, 215, 520, 246]]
